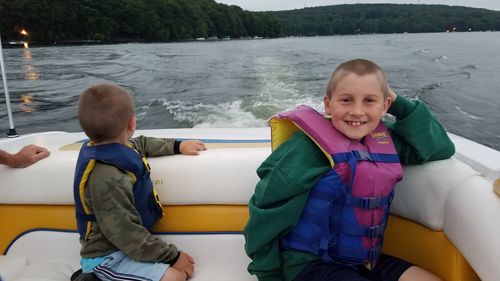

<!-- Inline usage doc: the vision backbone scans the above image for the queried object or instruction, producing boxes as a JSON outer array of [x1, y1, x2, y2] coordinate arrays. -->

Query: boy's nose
[[349, 102, 364, 116]]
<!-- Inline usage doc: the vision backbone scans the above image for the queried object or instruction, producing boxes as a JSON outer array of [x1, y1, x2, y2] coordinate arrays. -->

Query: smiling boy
[[244, 59, 455, 281]]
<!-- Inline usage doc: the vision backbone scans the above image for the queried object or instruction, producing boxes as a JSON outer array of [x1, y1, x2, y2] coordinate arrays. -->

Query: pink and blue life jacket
[[73, 142, 164, 241], [269, 105, 403, 266]]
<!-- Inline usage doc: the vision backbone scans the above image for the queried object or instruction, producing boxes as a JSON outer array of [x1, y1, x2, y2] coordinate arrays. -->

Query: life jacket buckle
[[368, 245, 382, 261], [367, 224, 384, 238], [360, 197, 383, 209], [352, 150, 372, 161]]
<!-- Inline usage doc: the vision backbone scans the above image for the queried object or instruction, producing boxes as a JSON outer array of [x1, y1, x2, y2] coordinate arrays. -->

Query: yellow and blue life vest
[[73, 142, 164, 241]]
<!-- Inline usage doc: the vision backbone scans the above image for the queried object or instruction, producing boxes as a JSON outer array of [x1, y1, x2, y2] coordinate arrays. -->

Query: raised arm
[[385, 91, 455, 165]]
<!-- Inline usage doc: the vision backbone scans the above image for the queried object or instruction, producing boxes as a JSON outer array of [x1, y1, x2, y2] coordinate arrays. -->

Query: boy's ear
[[383, 96, 393, 115], [127, 116, 137, 132], [323, 96, 331, 115]]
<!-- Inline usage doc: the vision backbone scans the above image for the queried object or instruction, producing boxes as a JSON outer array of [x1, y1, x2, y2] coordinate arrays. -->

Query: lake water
[[1, 32, 499, 150]]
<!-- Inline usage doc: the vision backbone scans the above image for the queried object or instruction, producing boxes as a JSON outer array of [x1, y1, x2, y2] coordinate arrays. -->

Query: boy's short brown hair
[[326, 59, 389, 99], [78, 84, 135, 143]]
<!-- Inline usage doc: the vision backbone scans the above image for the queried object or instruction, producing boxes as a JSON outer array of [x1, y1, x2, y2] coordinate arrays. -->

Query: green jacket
[[79, 136, 179, 264], [244, 96, 455, 281]]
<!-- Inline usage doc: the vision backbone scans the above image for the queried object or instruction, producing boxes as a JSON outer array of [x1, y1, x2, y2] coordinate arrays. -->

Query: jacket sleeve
[[130, 135, 176, 157], [244, 132, 330, 281], [386, 96, 455, 165], [87, 163, 179, 264]]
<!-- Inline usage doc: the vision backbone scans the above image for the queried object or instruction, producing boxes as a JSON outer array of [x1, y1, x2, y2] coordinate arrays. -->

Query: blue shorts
[[293, 254, 413, 281], [92, 251, 169, 281]]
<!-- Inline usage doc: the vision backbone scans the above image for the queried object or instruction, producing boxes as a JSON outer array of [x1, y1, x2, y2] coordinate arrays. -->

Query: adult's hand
[[7, 145, 50, 168]]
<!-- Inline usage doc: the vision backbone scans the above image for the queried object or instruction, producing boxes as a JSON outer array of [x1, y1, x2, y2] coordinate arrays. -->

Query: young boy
[[244, 59, 455, 281], [73, 83, 206, 281]]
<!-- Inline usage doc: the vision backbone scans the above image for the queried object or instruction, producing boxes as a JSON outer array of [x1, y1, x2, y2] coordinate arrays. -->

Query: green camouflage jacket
[[79, 136, 179, 264]]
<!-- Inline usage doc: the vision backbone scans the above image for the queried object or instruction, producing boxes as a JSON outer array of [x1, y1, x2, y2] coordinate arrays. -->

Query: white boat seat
[[1, 129, 500, 280], [0, 231, 255, 281]]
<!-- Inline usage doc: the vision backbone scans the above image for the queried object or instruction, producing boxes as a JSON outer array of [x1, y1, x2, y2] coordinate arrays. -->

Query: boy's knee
[[399, 266, 442, 281], [160, 267, 186, 281]]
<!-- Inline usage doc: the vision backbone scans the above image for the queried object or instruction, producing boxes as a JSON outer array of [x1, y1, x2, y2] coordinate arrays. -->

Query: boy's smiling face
[[324, 73, 391, 140]]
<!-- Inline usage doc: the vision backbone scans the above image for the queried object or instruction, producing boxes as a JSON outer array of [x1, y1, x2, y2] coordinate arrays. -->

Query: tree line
[[1, 1, 499, 45], [0, 0, 283, 44], [271, 4, 500, 35]]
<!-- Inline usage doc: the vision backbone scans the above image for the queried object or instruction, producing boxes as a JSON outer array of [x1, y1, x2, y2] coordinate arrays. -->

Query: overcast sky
[[214, 0, 500, 11]]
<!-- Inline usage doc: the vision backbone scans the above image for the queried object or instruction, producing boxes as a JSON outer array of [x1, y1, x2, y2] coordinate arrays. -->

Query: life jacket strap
[[76, 212, 96, 222], [341, 222, 386, 239], [332, 151, 400, 163], [346, 191, 394, 209]]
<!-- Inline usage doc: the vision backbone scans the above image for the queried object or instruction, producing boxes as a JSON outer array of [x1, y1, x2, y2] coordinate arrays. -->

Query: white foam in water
[[144, 53, 326, 128], [455, 106, 485, 121], [154, 95, 324, 128], [159, 99, 266, 128]]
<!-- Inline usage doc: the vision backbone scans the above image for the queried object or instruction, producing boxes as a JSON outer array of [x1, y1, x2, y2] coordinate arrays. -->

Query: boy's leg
[[293, 260, 369, 281], [363, 254, 441, 281], [92, 251, 168, 281], [71, 268, 101, 281], [160, 267, 186, 281], [398, 266, 442, 281]]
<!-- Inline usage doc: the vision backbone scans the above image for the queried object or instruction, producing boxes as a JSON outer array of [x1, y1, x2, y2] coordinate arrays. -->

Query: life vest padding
[[73, 142, 164, 241], [269, 106, 336, 167], [271, 105, 403, 266]]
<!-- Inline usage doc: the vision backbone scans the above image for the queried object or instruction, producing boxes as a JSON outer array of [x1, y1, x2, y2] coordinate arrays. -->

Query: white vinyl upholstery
[[390, 157, 479, 230], [1, 129, 499, 281], [149, 147, 267, 205], [443, 175, 500, 281], [0, 130, 269, 206], [0, 231, 256, 281]]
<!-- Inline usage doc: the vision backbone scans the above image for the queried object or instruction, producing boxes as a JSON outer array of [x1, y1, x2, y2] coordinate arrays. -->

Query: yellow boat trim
[[0, 205, 479, 281], [0, 204, 249, 254], [383, 215, 479, 281]]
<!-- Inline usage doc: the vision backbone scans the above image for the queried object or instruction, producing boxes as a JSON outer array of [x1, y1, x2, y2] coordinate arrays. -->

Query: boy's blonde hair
[[78, 84, 135, 143], [326, 59, 389, 99]]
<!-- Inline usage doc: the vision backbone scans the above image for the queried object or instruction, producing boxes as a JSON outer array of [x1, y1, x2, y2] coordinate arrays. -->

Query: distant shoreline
[[3, 3, 499, 46], [3, 30, 497, 49]]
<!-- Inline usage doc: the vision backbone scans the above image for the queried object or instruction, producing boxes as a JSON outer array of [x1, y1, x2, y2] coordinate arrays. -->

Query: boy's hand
[[179, 140, 207, 155], [172, 251, 195, 278]]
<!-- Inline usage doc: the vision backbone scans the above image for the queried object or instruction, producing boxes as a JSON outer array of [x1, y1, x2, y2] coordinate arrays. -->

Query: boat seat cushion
[[0, 134, 268, 206], [443, 175, 500, 281], [390, 157, 479, 230], [0, 230, 256, 281]]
